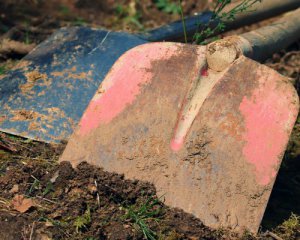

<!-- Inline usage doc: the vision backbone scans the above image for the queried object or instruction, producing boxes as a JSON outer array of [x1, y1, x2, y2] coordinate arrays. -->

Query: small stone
[[9, 184, 19, 194]]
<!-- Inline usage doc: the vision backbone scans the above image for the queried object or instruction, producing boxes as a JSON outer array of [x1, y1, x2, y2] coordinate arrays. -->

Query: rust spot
[[51, 67, 90, 80], [68, 72, 88, 79], [8, 107, 71, 140], [25, 71, 47, 82], [13, 60, 32, 71], [28, 121, 39, 131], [218, 113, 243, 140], [19, 70, 49, 94], [11, 110, 36, 121], [0, 115, 6, 123], [51, 71, 64, 77], [37, 90, 46, 96], [11, 108, 66, 124]]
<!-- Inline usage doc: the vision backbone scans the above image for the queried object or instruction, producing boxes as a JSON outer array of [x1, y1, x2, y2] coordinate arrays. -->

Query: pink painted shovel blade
[[60, 43, 299, 234]]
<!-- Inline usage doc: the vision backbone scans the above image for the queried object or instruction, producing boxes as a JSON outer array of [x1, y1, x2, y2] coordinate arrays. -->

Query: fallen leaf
[[11, 194, 35, 213]]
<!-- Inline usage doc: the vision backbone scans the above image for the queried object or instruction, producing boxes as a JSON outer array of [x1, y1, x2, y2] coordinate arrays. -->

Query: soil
[[0, 0, 300, 240], [0, 150, 222, 240]]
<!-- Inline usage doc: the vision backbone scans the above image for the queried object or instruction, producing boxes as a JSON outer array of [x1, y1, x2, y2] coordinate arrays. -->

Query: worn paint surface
[[60, 43, 299, 234], [0, 27, 146, 142], [239, 69, 296, 185], [79, 44, 180, 135]]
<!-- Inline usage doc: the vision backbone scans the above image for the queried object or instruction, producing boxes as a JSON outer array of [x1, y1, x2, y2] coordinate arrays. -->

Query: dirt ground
[[0, 0, 300, 239]]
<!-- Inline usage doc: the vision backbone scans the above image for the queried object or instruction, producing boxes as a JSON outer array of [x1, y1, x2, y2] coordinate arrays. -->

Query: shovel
[[0, 0, 299, 143], [60, 8, 300, 233]]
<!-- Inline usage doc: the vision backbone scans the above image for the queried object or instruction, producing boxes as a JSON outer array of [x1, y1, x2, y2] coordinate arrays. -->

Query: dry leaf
[[11, 194, 35, 213]]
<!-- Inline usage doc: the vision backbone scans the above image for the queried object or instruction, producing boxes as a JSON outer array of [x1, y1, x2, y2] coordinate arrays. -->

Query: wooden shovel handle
[[240, 7, 300, 61]]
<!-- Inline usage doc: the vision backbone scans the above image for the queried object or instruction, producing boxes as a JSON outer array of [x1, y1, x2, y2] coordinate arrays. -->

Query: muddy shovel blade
[[60, 42, 299, 233]]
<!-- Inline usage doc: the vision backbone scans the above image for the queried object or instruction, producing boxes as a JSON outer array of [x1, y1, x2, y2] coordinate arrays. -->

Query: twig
[[1, 26, 52, 40], [179, 0, 187, 43], [264, 230, 284, 240], [95, 180, 100, 206], [0, 142, 17, 152], [0, 38, 35, 56], [35, 195, 58, 204], [29, 222, 35, 240], [0, 133, 18, 152]]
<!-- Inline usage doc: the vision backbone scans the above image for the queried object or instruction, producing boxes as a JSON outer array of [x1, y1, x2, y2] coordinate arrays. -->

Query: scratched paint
[[239, 71, 295, 185], [200, 68, 208, 77], [79, 43, 180, 136]]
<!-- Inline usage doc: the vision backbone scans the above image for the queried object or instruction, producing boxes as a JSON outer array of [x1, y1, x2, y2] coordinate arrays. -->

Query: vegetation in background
[[73, 17, 87, 26], [180, 0, 262, 44], [179, 0, 188, 43], [274, 213, 300, 239], [115, 1, 144, 30], [59, 5, 70, 15], [154, 0, 181, 15]]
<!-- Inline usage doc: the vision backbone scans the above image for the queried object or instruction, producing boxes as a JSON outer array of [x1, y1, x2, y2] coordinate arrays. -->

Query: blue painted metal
[[0, 29, 147, 142], [0, 13, 213, 143], [139, 12, 213, 42]]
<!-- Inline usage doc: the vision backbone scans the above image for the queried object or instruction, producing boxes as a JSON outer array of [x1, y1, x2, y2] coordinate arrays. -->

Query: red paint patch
[[201, 68, 208, 77], [170, 138, 184, 152], [239, 70, 296, 185], [79, 43, 180, 136]]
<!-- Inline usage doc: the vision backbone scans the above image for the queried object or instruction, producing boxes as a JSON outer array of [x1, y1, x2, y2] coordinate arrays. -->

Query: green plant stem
[[193, 0, 261, 44], [179, 0, 187, 43]]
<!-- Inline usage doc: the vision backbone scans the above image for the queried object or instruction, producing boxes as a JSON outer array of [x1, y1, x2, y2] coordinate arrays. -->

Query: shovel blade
[[60, 43, 299, 233], [0, 27, 147, 142]]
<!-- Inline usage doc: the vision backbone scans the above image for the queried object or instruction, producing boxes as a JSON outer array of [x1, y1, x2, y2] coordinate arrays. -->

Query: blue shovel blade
[[0, 27, 148, 142]]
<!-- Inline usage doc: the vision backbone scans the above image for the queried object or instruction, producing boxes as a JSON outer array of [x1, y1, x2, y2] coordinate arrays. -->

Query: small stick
[[35, 195, 58, 204], [0, 133, 18, 152], [265, 230, 284, 240], [29, 222, 35, 240], [94, 180, 100, 206], [0, 39, 36, 56]]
